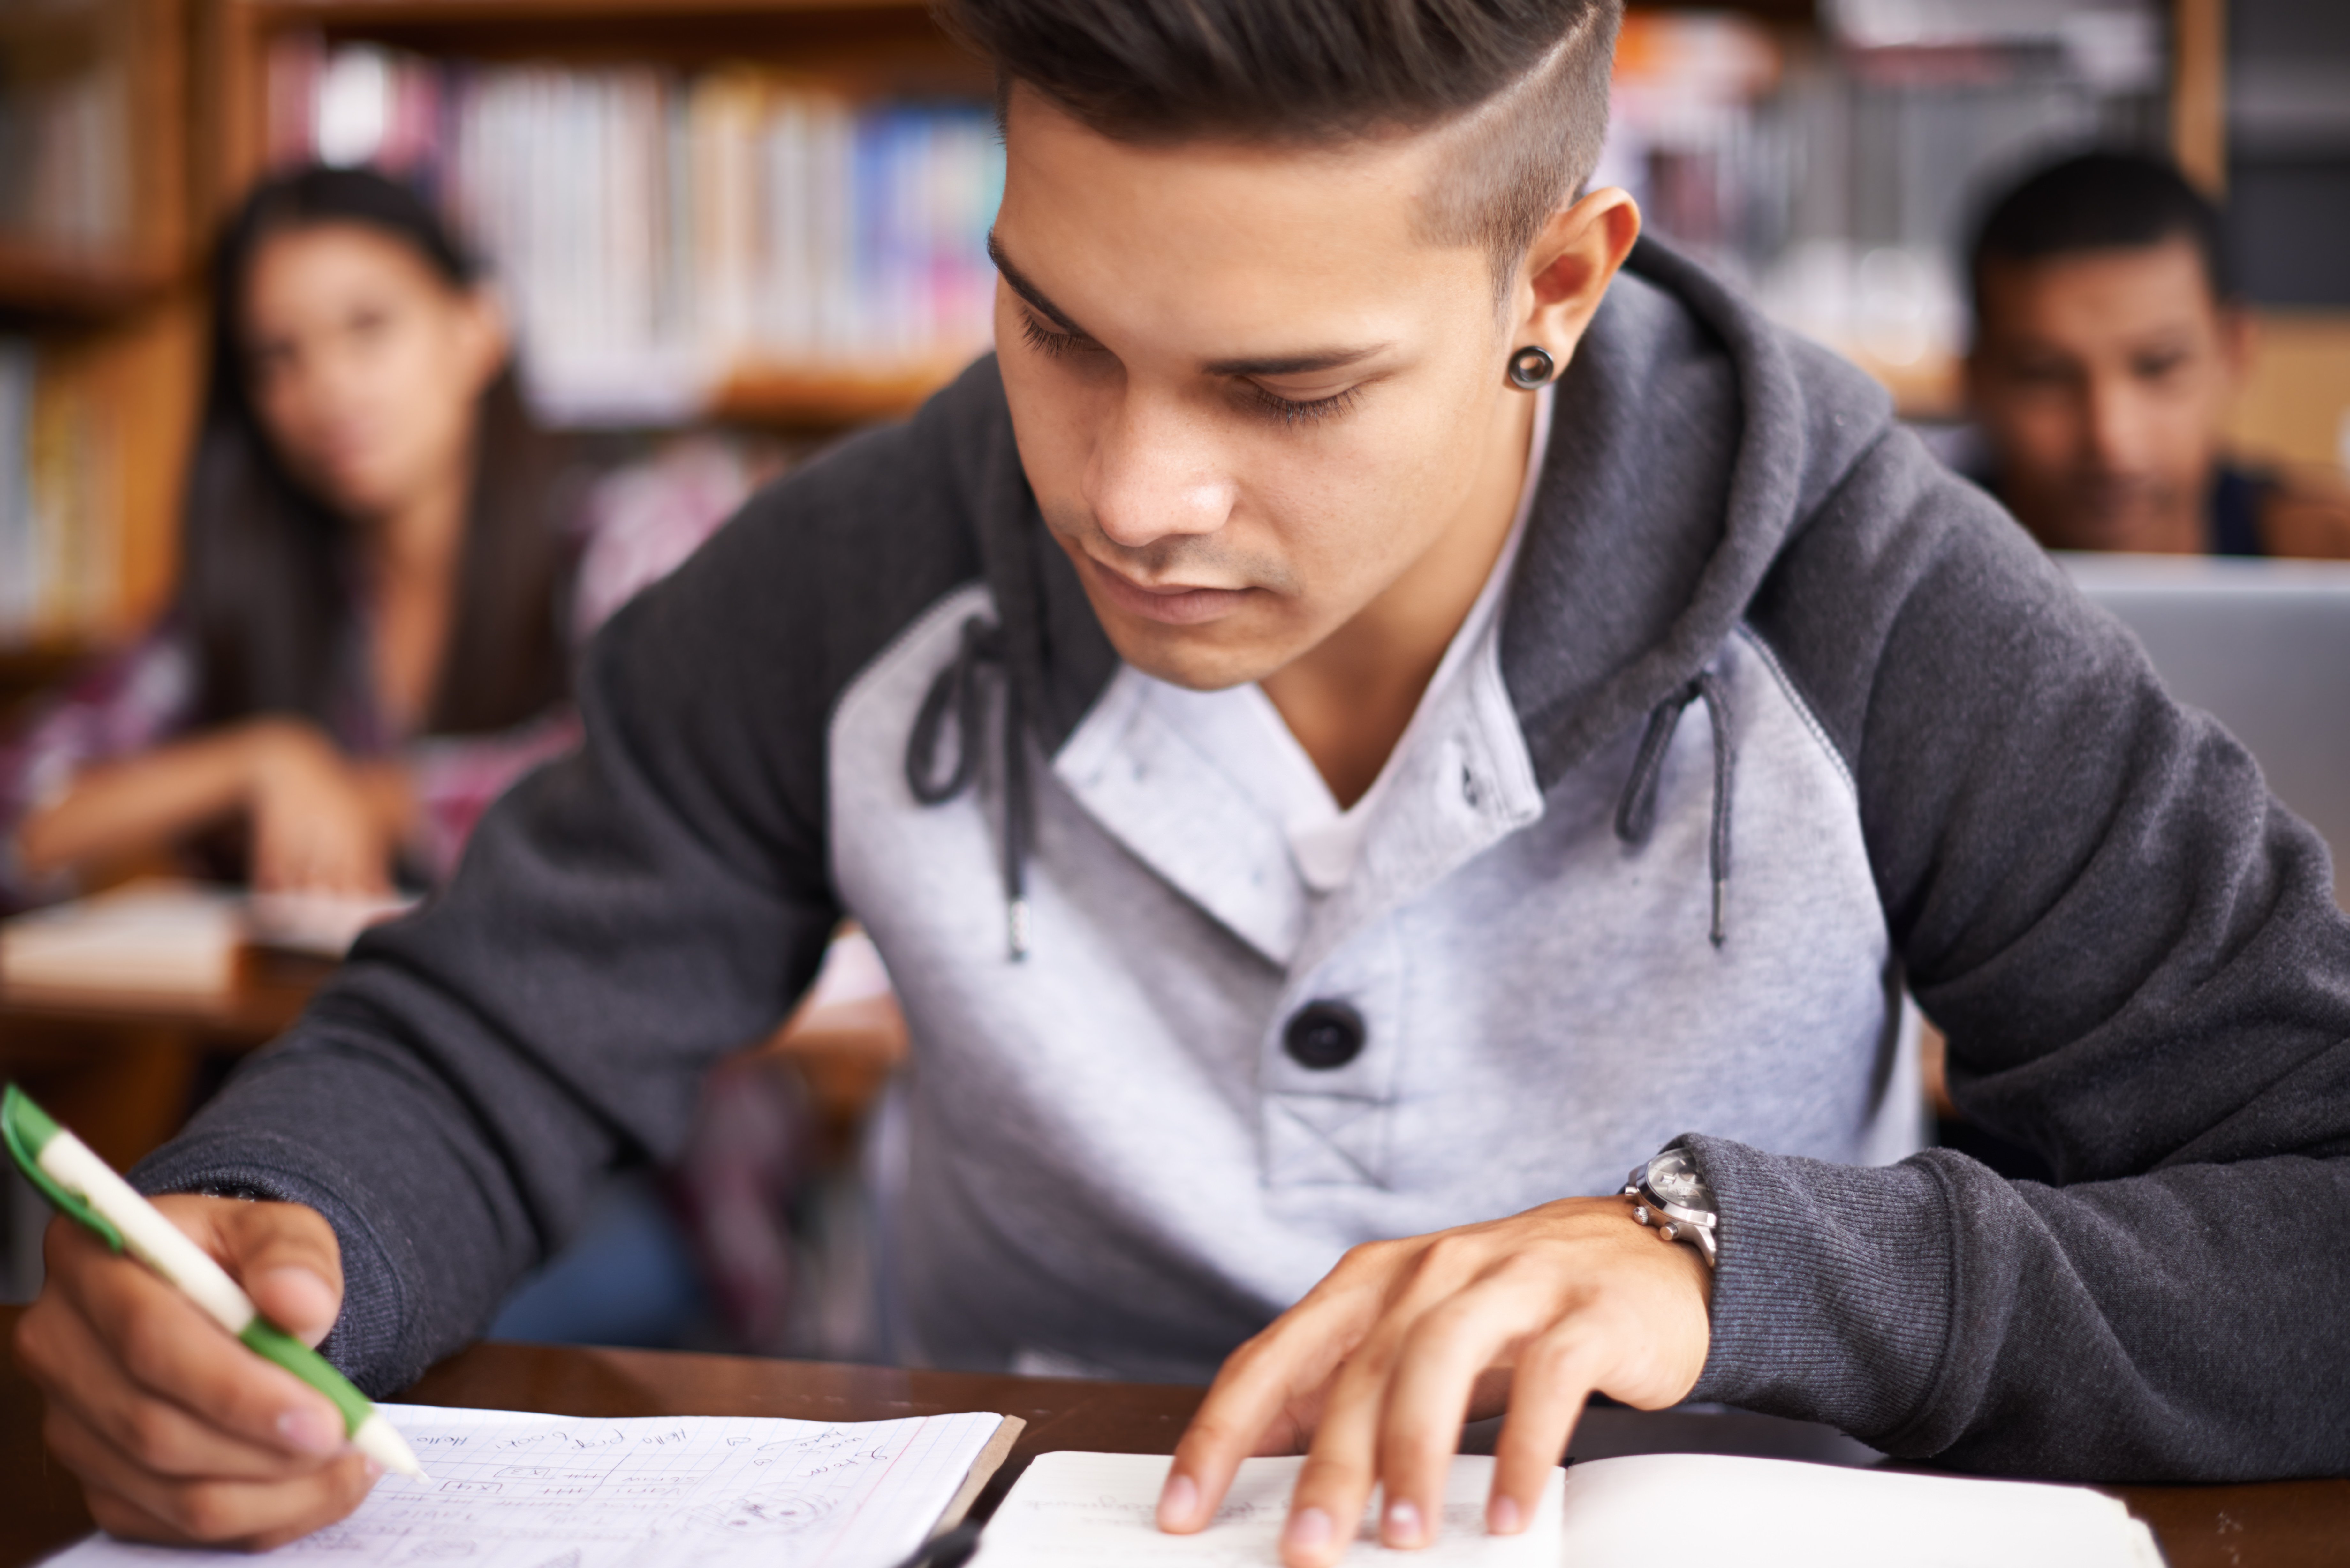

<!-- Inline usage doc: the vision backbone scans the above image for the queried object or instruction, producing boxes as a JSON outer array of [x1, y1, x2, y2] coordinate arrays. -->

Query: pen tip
[[353, 1413, 427, 1482]]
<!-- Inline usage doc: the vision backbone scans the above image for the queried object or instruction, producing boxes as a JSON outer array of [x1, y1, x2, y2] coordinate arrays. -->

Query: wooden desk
[[4, 1306, 2346, 1567], [0, 949, 330, 1173]]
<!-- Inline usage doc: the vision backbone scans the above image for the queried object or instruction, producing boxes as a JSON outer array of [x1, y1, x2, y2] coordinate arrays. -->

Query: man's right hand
[[12, 1194, 378, 1549]]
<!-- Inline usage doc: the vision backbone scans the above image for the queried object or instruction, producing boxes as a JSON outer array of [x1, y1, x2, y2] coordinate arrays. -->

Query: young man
[[20, 4, 2350, 1563], [1965, 149, 2350, 558]]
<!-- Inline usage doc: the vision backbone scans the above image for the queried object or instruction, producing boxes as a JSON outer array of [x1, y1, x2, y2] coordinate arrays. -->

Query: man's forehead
[[1981, 237, 2217, 321], [993, 86, 1485, 351], [996, 85, 1480, 259]]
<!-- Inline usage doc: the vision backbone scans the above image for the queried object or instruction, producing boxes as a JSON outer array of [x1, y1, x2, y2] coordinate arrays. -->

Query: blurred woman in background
[[0, 165, 833, 1358], [1, 166, 748, 903]]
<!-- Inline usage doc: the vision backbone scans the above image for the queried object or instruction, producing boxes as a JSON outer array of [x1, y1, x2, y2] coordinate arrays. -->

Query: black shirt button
[[1283, 1000, 1366, 1070]]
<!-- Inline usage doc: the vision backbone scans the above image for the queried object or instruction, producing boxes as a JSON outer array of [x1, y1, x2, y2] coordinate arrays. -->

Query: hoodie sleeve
[[129, 543, 840, 1393], [126, 391, 994, 1396], [1714, 424, 2350, 1480]]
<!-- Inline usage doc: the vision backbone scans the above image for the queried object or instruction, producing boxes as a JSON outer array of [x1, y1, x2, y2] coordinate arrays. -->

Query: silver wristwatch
[[1623, 1146, 1719, 1268]]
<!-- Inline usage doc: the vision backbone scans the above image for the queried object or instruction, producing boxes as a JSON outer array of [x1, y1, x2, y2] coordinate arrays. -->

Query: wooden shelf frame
[[0, 241, 178, 322], [711, 363, 976, 428], [0, 0, 199, 654], [0, 0, 194, 317]]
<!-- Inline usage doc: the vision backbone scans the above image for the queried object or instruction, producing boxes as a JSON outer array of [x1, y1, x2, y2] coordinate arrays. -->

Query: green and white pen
[[2, 1083, 424, 1480]]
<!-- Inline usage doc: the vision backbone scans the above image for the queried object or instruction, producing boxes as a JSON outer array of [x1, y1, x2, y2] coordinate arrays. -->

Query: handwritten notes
[[969, 1452, 1563, 1567], [44, 1404, 1010, 1568]]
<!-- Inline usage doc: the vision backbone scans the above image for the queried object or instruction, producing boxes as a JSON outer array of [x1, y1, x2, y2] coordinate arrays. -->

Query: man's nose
[[1082, 387, 1236, 552], [2080, 374, 2152, 474]]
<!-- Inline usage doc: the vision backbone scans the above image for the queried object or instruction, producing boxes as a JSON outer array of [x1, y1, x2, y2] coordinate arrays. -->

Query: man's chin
[[1091, 601, 1303, 693]]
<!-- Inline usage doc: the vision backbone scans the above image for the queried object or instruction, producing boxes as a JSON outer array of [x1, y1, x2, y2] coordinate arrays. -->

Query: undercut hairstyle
[[936, 0, 1624, 292], [1968, 150, 2233, 329]]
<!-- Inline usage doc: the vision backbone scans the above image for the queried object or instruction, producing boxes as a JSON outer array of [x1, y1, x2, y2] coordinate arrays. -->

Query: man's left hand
[[1155, 1195, 1712, 1566]]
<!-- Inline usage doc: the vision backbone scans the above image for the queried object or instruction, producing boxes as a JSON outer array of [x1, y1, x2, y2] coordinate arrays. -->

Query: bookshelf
[[201, 0, 996, 431], [0, 0, 199, 678]]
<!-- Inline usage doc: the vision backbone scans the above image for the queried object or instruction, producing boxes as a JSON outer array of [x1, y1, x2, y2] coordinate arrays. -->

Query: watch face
[[1647, 1148, 1714, 1210]]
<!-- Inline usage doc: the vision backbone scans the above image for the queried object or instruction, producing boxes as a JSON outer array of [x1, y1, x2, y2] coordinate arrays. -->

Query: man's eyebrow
[[987, 231, 1389, 377], [987, 233, 1088, 337], [1202, 344, 1390, 378]]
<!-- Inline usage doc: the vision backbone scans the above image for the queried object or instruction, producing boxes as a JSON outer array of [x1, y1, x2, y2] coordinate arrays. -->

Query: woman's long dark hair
[[179, 165, 572, 738]]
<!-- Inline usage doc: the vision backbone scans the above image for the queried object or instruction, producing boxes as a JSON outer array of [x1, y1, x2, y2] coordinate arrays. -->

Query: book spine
[[0, 339, 32, 641]]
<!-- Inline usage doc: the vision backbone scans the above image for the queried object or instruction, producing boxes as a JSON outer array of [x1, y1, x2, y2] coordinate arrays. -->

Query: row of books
[[0, 48, 132, 258], [269, 40, 1004, 425], [0, 339, 122, 646]]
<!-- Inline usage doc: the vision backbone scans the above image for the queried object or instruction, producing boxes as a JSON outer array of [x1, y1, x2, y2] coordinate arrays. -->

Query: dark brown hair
[[936, 0, 1622, 282], [179, 165, 572, 738], [1968, 150, 2233, 332]]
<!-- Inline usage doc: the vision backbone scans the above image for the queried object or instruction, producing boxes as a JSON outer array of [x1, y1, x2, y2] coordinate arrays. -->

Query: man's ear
[[1516, 187, 1641, 367]]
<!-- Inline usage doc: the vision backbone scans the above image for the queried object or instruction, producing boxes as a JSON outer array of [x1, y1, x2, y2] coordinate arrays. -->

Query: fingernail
[[1157, 1472, 1197, 1529], [363, 1458, 384, 1481], [277, 1408, 341, 1456], [1488, 1495, 1522, 1534], [1284, 1506, 1332, 1554], [1383, 1497, 1422, 1547]]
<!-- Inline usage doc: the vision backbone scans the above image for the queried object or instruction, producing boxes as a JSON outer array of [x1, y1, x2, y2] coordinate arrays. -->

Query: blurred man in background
[[1965, 149, 2350, 559]]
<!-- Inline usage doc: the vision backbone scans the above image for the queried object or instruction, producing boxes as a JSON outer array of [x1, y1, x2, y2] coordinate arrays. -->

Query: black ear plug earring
[[1506, 344, 1555, 389]]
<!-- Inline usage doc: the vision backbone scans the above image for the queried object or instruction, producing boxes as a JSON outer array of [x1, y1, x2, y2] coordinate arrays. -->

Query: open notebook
[[971, 1451, 2166, 1568], [41, 1404, 1021, 1568], [0, 879, 414, 1000]]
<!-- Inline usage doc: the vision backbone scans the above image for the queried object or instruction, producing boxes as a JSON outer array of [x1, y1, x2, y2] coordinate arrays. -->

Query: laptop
[[2061, 553, 2350, 910]]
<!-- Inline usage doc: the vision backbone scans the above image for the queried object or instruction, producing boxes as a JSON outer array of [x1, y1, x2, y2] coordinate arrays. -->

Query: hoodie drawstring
[[906, 616, 1032, 961], [1614, 670, 1736, 947], [911, 614, 1734, 959]]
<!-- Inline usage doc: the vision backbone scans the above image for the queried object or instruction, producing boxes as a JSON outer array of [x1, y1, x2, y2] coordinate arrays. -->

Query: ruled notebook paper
[[969, 1452, 1565, 1566], [43, 1403, 1012, 1568]]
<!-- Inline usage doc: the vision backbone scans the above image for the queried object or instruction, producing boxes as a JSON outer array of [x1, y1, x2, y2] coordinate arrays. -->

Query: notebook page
[[41, 1403, 1009, 1568], [1557, 1453, 2166, 1568], [970, 1452, 1563, 1566]]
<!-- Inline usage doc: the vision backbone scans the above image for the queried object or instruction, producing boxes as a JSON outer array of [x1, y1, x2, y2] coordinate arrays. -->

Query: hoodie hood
[[911, 238, 1901, 952], [1498, 237, 1896, 788]]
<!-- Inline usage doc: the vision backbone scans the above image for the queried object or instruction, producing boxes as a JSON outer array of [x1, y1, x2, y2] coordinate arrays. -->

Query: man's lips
[[1080, 554, 1256, 627]]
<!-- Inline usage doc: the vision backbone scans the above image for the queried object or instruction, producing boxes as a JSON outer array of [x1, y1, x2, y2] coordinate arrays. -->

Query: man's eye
[[2132, 349, 2188, 381], [1020, 312, 1093, 359], [1244, 383, 1363, 428]]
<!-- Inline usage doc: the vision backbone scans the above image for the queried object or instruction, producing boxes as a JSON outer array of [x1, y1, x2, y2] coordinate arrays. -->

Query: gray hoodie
[[139, 240, 2350, 1483]]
